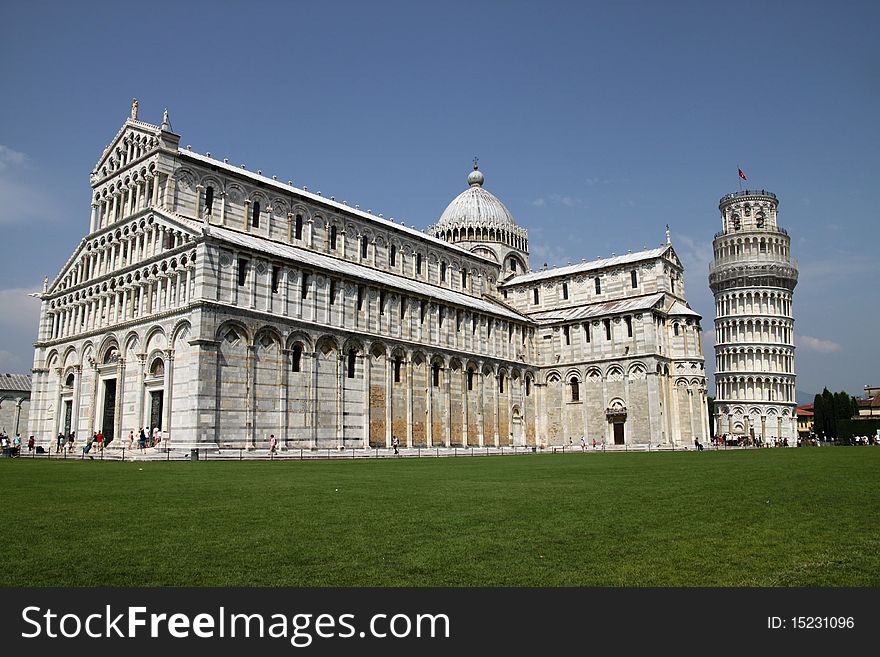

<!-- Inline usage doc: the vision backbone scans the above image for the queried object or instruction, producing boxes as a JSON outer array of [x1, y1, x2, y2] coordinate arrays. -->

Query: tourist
[[269, 434, 277, 454], [592, 437, 596, 449], [156, 428, 163, 449], [27, 435, 34, 452], [581, 436, 586, 450], [392, 436, 400, 456], [96, 430, 104, 451], [128, 430, 134, 450], [56, 433, 64, 453], [152, 426, 159, 447], [138, 427, 146, 451]]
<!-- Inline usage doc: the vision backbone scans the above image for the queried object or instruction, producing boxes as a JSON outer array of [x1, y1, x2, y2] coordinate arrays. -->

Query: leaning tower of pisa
[[709, 189, 798, 444]]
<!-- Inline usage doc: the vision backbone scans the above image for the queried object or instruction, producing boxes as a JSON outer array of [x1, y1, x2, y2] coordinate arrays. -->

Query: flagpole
[[737, 164, 742, 192]]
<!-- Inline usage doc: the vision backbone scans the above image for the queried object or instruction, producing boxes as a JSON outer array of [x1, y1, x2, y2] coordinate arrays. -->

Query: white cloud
[[530, 194, 586, 209], [0, 145, 27, 171], [797, 335, 842, 353], [0, 286, 42, 373]]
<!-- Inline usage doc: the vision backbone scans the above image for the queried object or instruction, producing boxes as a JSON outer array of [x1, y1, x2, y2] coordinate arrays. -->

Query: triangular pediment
[[46, 210, 201, 297], [662, 245, 682, 269], [92, 119, 163, 181]]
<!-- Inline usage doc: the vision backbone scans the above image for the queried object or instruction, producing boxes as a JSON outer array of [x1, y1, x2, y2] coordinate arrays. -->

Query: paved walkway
[[14, 442, 723, 462]]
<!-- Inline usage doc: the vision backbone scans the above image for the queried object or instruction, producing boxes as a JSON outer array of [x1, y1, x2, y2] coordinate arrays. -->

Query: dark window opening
[[631, 270, 638, 288], [604, 318, 611, 340], [533, 288, 539, 305], [205, 186, 214, 214], [295, 214, 303, 240], [379, 290, 386, 315], [416, 253, 422, 275], [292, 344, 302, 372], [510, 258, 517, 272], [499, 374, 505, 394], [394, 357, 401, 383], [467, 370, 474, 391], [584, 323, 591, 343], [420, 300, 427, 324], [271, 265, 280, 293], [357, 286, 364, 311], [595, 277, 601, 294], [361, 236, 368, 258], [625, 316, 633, 337], [439, 307, 444, 327], [571, 379, 580, 402], [562, 282, 569, 300], [674, 323, 680, 336], [564, 326, 570, 345], [301, 273, 309, 299], [329, 225, 337, 250], [400, 296, 406, 319], [461, 269, 467, 288], [440, 262, 447, 282], [237, 258, 249, 286], [525, 378, 531, 396], [252, 201, 261, 228], [432, 363, 440, 387], [329, 280, 336, 305], [390, 245, 396, 266], [347, 349, 356, 378]]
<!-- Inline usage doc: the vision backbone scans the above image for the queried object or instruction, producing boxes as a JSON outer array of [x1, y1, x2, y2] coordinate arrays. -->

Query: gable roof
[[502, 246, 674, 286], [178, 149, 495, 266], [527, 293, 666, 323], [0, 373, 31, 392], [207, 225, 531, 323]]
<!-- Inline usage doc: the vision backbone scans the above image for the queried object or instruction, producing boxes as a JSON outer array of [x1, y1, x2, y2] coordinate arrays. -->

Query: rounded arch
[[170, 319, 192, 346], [253, 325, 284, 349], [286, 330, 314, 352], [216, 320, 251, 345]]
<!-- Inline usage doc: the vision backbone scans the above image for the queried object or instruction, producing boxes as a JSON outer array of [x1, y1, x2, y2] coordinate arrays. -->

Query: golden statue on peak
[[131, 97, 138, 120]]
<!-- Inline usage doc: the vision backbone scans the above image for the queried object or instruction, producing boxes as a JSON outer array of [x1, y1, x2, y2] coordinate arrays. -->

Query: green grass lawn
[[2, 449, 878, 586]]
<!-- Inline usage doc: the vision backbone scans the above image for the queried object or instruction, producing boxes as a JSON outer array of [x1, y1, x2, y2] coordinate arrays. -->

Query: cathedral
[[28, 102, 709, 451]]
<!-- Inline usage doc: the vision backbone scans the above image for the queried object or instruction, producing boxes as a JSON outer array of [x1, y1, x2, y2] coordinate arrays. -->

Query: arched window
[[390, 244, 396, 266], [562, 282, 569, 300], [347, 349, 356, 378], [291, 344, 302, 372], [564, 326, 570, 345], [393, 357, 401, 383], [205, 186, 214, 215], [432, 363, 440, 387], [595, 277, 601, 294], [570, 378, 580, 402], [631, 270, 638, 288], [625, 316, 633, 337], [744, 204, 751, 217], [150, 358, 164, 377], [252, 201, 261, 228], [461, 269, 467, 288], [499, 373, 505, 394], [525, 377, 531, 396], [103, 346, 119, 364], [329, 225, 337, 250], [510, 258, 517, 273], [294, 214, 303, 240], [533, 288, 539, 305], [756, 212, 765, 228], [440, 262, 447, 282], [361, 236, 368, 258], [674, 323, 680, 336], [467, 369, 474, 391], [603, 318, 611, 340], [65, 373, 75, 387]]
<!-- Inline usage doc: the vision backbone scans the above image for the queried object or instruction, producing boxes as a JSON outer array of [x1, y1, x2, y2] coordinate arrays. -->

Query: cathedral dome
[[436, 165, 517, 229]]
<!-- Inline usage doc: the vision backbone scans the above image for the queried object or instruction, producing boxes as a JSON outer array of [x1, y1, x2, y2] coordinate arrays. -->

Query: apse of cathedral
[[28, 102, 709, 450]]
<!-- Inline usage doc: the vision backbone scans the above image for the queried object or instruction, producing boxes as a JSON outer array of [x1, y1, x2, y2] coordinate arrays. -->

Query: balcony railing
[[714, 226, 788, 240], [709, 253, 798, 273], [719, 189, 777, 204]]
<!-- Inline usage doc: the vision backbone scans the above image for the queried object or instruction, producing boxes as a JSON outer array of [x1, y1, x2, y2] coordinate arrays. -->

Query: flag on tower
[[738, 168, 747, 181]]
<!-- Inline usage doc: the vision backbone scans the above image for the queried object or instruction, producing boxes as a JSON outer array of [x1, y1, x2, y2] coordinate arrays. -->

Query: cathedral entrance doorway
[[63, 400, 72, 437], [613, 422, 625, 445], [101, 379, 116, 443], [149, 390, 164, 431]]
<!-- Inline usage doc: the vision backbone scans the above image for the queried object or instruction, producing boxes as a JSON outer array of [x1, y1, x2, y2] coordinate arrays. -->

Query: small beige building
[[0, 373, 31, 437]]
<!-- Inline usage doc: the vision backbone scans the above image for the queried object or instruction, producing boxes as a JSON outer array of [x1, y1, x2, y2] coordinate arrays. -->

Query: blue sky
[[0, 0, 877, 400]]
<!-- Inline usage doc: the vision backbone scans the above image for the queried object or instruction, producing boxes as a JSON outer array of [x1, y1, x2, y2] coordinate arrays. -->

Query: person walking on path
[[269, 434, 277, 454]]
